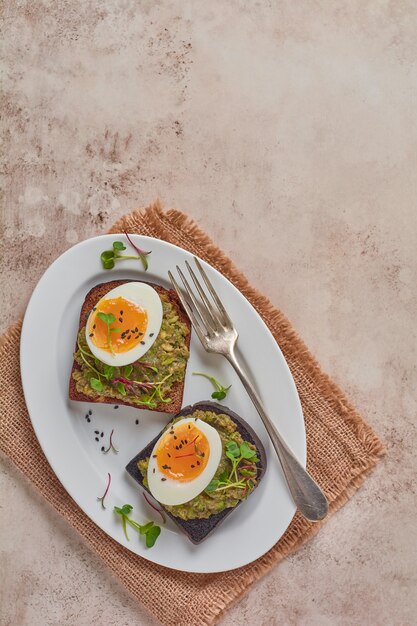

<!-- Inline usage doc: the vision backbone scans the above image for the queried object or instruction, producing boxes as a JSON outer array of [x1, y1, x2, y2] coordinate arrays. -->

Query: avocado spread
[[72, 294, 189, 408], [138, 410, 260, 520]]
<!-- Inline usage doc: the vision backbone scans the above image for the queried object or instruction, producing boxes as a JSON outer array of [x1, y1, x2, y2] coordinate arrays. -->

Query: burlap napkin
[[0, 202, 385, 626]]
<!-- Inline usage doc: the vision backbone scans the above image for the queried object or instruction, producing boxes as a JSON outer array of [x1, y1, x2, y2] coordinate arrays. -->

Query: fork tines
[[168, 257, 232, 341]]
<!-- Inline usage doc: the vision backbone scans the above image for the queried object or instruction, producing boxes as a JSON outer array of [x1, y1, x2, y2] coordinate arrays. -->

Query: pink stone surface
[[1, 1, 416, 624]]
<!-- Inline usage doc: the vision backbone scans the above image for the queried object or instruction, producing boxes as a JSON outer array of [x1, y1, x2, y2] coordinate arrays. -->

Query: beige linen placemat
[[0, 202, 385, 626]]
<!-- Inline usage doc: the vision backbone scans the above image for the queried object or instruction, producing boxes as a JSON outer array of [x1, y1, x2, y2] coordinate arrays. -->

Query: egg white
[[85, 282, 163, 367], [147, 418, 223, 506]]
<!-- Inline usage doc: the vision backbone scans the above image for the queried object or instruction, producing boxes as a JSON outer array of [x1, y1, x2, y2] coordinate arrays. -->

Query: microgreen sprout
[[142, 492, 166, 524], [103, 428, 118, 454], [111, 373, 172, 407], [192, 372, 231, 401], [97, 473, 111, 509], [100, 235, 151, 271], [205, 441, 259, 495], [114, 504, 161, 548], [77, 331, 170, 406], [124, 231, 151, 271], [96, 311, 121, 356]]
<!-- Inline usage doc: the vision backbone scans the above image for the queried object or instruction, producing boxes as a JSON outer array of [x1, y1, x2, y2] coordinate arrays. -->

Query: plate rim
[[20, 233, 306, 573]]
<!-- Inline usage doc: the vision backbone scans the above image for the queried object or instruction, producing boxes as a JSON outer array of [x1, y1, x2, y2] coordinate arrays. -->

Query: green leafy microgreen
[[226, 441, 240, 457], [76, 332, 171, 410], [90, 377, 104, 392], [205, 479, 220, 493], [100, 235, 151, 271], [239, 442, 257, 459], [205, 439, 259, 497], [96, 312, 120, 355], [145, 525, 161, 547], [139, 521, 154, 535], [123, 364, 133, 378], [192, 372, 231, 401], [103, 364, 116, 380], [97, 311, 115, 325], [113, 504, 161, 548], [116, 382, 127, 395]]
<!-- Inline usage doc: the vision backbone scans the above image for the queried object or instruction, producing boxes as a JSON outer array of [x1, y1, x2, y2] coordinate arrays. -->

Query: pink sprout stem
[[124, 231, 151, 257], [142, 491, 166, 524], [97, 472, 112, 509]]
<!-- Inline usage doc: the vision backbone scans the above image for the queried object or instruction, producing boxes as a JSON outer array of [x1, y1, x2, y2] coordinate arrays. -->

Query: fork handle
[[226, 348, 329, 522]]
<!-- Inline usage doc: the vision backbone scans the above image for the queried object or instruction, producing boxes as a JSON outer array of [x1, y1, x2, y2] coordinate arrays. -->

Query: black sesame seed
[[135, 419, 139, 425], [119, 317, 123, 323], [94, 430, 99, 434], [88, 410, 92, 415], [93, 307, 96, 311], [120, 310, 123, 315], [134, 327, 138, 333], [191, 464, 195, 468], [89, 333, 94, 337], [179, 444, 183, 449], [175, 446, 179, 450], [152, 454, 157, 458], [161, 478, 166, 481], [153, 468, 155, 473], [101, 446, 105, 452], [114, 405, 119, 409], [95, 437, 99, 442], [201, 452, 205, 457], [188, 425, 191, 429], [87, 418, 91, 423], [149, 333, 154, 337], [92, 324, 96, 330], [100, 432, 104, 437], [174, 435, 177, 440], [181, 440, 184, 445], [197, 460, 200, 465], [127, 335, 131, 340], [167, 453, 171, 458], [185, 440, 188, 444], [138, 332, 144, 336], [162, 464, 170, 469], [140, 341, 145, 345]]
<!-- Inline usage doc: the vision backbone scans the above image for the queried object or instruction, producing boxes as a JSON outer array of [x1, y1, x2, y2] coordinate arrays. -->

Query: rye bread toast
[[126, 401, 267, 544], [69, 280, 191, 413]]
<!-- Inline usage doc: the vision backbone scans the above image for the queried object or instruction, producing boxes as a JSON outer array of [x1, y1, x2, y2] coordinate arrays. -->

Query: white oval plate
[[20, 234, 306, 573]]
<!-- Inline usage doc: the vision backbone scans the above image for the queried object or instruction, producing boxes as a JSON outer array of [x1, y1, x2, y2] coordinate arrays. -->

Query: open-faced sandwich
[[126, 401, 267, 543], [69, 280, 191, 413]]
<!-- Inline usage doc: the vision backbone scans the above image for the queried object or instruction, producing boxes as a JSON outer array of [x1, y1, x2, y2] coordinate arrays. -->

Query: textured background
[[1, 1, 416, 625]]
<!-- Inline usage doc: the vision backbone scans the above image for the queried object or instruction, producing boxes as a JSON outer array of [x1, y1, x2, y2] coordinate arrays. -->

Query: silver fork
[[169, 257, 329, 522]]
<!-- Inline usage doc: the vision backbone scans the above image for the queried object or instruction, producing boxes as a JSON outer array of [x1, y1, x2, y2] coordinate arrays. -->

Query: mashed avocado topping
[[138, 410, 260, 520], [72, 294, 189, 408]]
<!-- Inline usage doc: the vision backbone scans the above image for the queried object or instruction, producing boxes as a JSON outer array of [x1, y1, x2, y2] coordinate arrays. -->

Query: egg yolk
[[89, 296, 148, 354], [155, 422, 210, 482]]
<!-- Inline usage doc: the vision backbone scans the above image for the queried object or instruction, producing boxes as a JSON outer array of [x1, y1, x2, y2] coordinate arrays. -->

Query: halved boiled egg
[[86, 282, 163, 367], [147, 417, 222, 506]]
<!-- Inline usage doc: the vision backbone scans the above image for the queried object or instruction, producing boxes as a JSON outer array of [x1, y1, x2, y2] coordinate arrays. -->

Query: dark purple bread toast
[[125, 401, 267, 544]]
